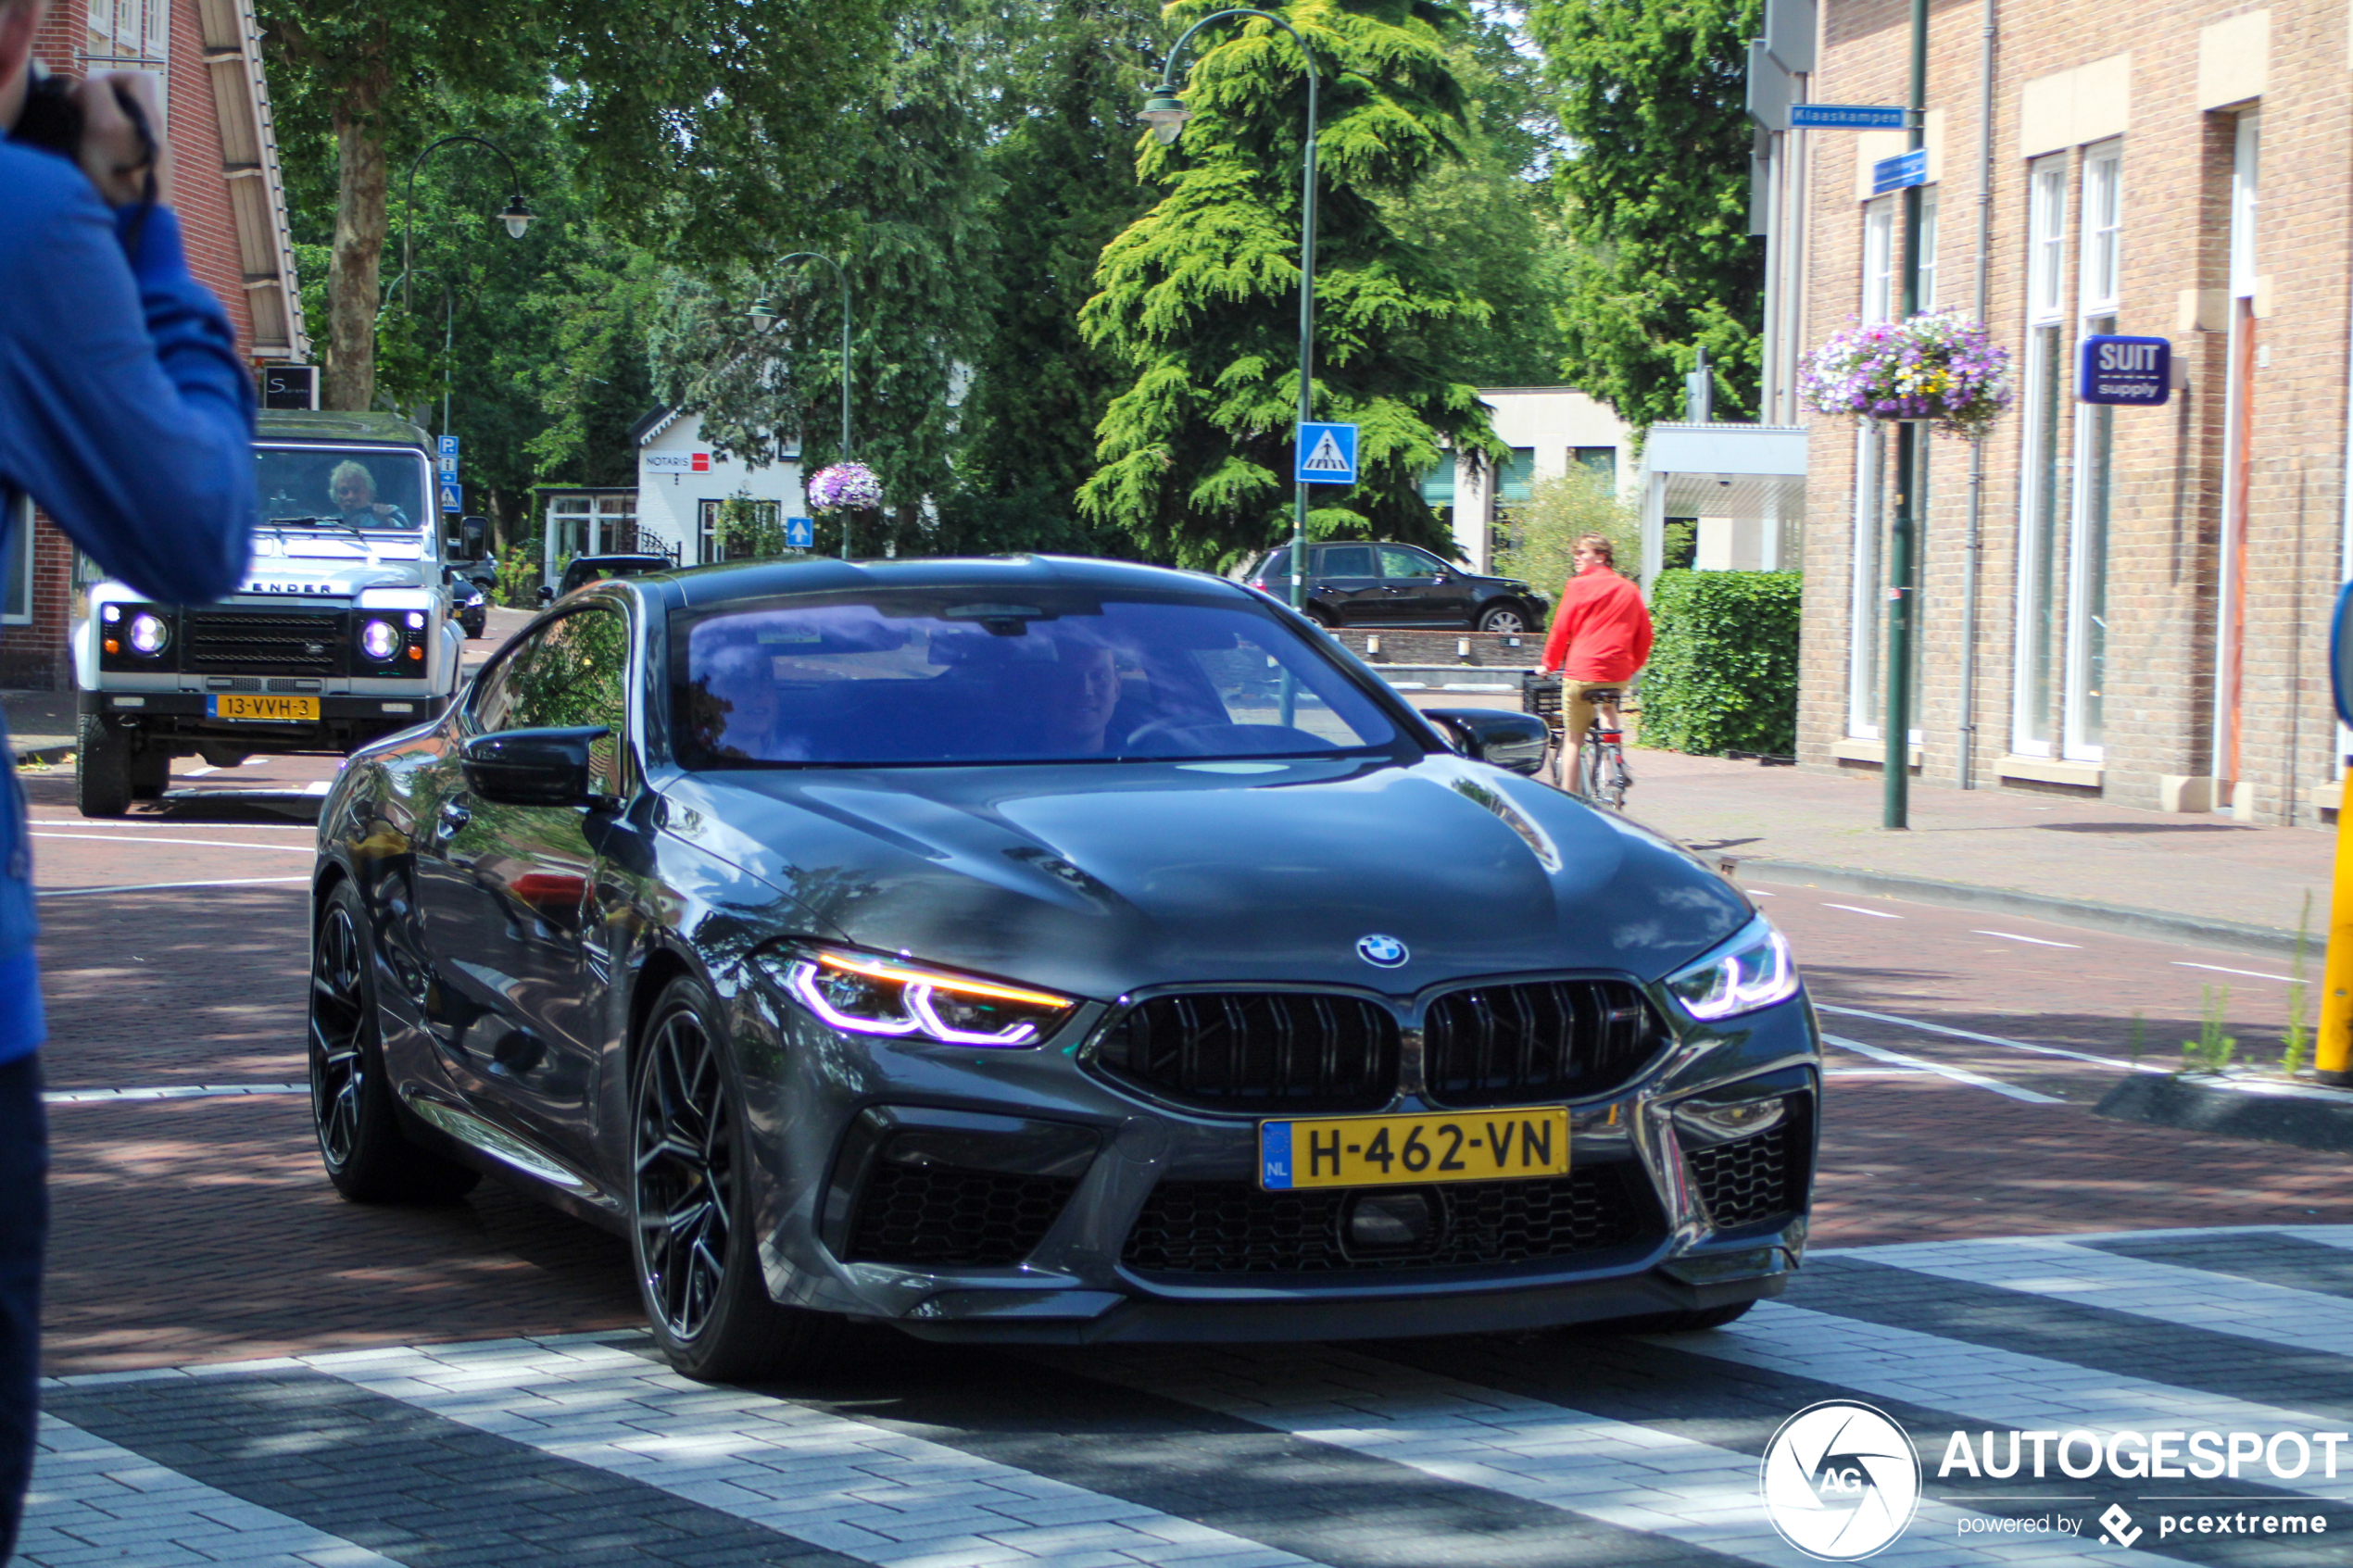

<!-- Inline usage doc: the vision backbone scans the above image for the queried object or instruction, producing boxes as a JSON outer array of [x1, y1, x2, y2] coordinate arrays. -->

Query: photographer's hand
[[68, 72, 173, 208]]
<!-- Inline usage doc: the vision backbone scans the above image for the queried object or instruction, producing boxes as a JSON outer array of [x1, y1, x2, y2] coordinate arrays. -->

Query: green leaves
[[1638, 569, 1800, 758]]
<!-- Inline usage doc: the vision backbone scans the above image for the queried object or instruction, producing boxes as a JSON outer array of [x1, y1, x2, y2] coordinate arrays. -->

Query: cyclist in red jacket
[[1538, 534, 1654, 775]]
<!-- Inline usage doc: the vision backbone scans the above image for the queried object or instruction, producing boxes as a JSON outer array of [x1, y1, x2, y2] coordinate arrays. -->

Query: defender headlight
[[765, 947, 1079, 1047], [127, 612, 170, 655], [1665, 914, 1797, 1022], [359, 619, 402, 660]]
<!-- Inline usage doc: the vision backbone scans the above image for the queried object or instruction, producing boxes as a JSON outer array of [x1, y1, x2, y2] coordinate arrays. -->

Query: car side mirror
[[461, 726, 610, 807], [1422, 709, 1549, 775], [460, 515, 488, 556], [535, 583, 555, 605]]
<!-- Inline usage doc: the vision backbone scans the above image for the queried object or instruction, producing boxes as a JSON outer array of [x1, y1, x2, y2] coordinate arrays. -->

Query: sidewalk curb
[[1730, 858, 2303, 960], [2095, 1073, 2353, 1154]]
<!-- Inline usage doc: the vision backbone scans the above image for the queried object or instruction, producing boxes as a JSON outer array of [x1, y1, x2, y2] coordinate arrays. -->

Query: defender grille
[[183, 609, 346, 676], [1423, 980, 1664, 1107], [1688, 1098, 1811, 1230], [844, 1160, 1079, 1268], [1090, 992, 1399, 1113], [1121, 1163, 1660, 1274]]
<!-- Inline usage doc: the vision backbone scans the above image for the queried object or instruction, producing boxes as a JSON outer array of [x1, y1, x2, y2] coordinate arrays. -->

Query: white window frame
[[2061, 143, 2122, 763], [2011, 156, 2071, 758], [1916, 192, 1940, 314], [3, 495, 31, 626], [1847, 197, 1899, 740]]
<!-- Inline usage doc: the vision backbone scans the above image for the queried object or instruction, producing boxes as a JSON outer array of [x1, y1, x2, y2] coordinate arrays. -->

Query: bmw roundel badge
[[1356, 934, 1409, 968]]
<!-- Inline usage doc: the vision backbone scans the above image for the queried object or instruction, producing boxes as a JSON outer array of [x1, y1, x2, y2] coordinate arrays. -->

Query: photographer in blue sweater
[[0, 0, 256, 1549]]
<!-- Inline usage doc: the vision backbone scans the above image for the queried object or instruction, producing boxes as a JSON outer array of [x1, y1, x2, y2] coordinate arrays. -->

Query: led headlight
[[127, 612, 169, 655], [359, 618, 402, 660], [1664, 914, 1797, 1022], [767, 947, 1078, 1047]]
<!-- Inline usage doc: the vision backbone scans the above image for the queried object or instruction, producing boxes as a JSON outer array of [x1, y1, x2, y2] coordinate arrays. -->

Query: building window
[[1848, 198, 1897, 740], [2064, 144, 2122, 760], [3, 496, 30, 625], [1498, 447, 1536, 505], [699, 497, 778, 562], [2014, 155, 2071, 757], [1571, 446, 1616, 485], [1916, 192, 1939, 313], [1861, 198, 1895, 324]]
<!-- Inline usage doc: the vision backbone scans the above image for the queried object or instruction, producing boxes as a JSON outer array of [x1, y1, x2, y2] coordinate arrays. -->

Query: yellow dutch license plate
[[1259, 1107, 1568, 1190], [207, 693, 319, 721]]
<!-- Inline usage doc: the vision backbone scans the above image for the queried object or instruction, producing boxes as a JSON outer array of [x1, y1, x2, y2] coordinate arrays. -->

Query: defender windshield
[[253, 445, 433, 538], [673, 588, 1403, 768]]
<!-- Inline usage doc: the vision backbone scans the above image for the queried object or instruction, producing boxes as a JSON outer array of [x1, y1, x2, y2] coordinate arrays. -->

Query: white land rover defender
[[71, 411, 465, 817]]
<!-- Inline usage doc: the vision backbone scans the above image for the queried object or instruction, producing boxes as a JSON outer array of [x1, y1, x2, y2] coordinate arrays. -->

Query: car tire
[[308, 880, 482, 1205], [74, 712, 132, 819], [1476, 603, 1532, 635], [630, 975, 838, 1384], [1303, 606, 1336, 629]]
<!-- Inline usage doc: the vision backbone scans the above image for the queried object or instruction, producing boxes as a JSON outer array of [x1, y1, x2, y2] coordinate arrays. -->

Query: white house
[[629, 407, 805, 567], [1434, 387, 1636, 574]]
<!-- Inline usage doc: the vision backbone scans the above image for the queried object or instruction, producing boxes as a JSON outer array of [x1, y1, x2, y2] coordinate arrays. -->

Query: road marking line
[[1821, 1034, 2064, 1103], [1972, 929, 2082, 947], [30, 831, 311, 852], [1823, 1067, 1929, 1077], [44, 1084, 305, 1104], [36, 876, 308, 898], [1815, 1002, 2161, 1074], [2173, 960, 2301, 984], [1822, 902, 1901, 918]]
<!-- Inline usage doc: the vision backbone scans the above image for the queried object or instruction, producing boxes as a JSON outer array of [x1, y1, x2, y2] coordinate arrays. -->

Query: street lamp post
[[749, 251, 854, 558], [1140, 8, 1321, 617], [395, 134, 533, 461]]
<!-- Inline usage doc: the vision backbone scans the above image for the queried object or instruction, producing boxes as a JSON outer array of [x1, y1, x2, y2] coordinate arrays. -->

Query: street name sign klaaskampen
[[1871, 147, 1929, 196], [2077, 334, 2171, 408], [1791, 104, 1907, 129]]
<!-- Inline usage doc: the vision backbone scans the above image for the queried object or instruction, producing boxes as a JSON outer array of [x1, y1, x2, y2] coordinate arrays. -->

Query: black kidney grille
[[1121, 1163, 1660, 1274], [1688, 1098, 1812, 1230], [1423, 979, 1662, 1107], [183, 609, 346, 675], [844, 1159, 1079, 1267], [1091, 992, 1399, 1112]]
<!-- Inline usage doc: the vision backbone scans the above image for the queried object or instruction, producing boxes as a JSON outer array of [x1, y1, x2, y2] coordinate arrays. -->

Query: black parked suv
[[1233, 542, 1549, 633]]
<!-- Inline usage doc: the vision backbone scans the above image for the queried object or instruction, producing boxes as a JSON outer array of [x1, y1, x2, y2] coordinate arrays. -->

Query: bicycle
[[1519, 672, 1631, 808]]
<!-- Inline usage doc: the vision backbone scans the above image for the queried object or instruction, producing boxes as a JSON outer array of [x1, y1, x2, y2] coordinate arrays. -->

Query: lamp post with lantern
[[393, 134, 534, 447]]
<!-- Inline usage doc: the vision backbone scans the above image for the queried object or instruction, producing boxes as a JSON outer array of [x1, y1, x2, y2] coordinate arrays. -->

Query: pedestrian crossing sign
[[1294, 421, 1359, 485], [438, 481, 462, 514]]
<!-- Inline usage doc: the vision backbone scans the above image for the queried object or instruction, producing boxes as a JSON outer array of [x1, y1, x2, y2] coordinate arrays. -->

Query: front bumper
[[739, 980, 1818, 1344], [82, 688, 447, 753]]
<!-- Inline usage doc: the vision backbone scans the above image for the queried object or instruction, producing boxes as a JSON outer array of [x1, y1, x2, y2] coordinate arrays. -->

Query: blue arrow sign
[[1791, 104, 1908, 129], [1295, 421, 1359, 485], [437, 435, 459, 458], [785, 516, 814, 550], [438, 481, 462, 514], [1871, 147, 1929, 196]]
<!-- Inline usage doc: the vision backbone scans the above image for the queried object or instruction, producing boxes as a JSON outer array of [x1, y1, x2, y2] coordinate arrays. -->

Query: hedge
[[1637, 570, 1803, 758]]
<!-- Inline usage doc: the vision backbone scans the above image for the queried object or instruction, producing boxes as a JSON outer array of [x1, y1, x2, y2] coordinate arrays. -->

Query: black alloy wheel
[[629, 977, 835, 1382], [308, 880, 479, 1203], [1476, 603, 1530, 635]]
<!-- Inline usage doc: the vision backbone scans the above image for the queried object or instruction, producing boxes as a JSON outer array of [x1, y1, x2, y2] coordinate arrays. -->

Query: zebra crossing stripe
[[1669, 1301, 2353, 1508], [23, 1413, 397, 1568], [306, 1337, 1321, 1568], [1047, 1343, 2176, 1567], [1854, 1236, 2353, 1361]]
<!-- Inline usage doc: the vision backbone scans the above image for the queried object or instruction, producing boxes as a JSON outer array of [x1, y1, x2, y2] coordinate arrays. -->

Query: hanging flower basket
[[806, 461, 883, 515], [1801, 311, 2015, 440]]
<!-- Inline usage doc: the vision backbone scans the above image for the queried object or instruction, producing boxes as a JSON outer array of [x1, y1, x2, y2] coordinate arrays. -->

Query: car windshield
[[253, 445, 431, 536], [673, 587, 1403, 768]]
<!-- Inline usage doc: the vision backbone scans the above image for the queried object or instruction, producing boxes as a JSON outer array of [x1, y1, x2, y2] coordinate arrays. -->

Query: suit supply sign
[[2078, 335, 2171, 407]]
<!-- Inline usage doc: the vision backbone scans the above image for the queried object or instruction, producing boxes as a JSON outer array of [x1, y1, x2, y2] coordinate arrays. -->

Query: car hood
[[660, 756, 1749, 1000]]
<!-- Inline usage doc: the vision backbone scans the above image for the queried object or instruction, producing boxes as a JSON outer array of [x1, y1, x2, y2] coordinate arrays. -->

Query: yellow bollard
[[2322, 799, 2353, 1086]]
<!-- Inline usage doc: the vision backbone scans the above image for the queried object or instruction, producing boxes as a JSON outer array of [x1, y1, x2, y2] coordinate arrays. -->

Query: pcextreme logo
[[1760, 1400, 1922, 1561]]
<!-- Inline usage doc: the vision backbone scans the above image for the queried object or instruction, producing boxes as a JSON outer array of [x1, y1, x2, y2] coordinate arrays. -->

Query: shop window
[[2064, 144, 2122, 761]]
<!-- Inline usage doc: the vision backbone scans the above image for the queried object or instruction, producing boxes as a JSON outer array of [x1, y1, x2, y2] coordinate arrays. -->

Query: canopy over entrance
[[1638, 423, 1808, 591]]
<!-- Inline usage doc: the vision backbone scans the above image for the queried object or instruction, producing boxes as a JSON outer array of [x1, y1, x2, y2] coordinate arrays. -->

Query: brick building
[[1, 0, 303, 689], [1779, 1, 2337, 825]]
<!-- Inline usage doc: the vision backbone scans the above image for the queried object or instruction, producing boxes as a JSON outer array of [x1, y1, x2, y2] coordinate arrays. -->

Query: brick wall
[[1801, 0, 2347, 827], [3, 1, 257, 692]]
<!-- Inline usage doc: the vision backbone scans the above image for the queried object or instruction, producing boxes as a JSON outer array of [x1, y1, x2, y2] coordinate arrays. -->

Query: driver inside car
[[1026, 642, 1124, 757], [329, 459, 410, 528]]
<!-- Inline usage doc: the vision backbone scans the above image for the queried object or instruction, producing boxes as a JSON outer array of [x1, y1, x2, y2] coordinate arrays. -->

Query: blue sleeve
[[0, 151, 254, 605]]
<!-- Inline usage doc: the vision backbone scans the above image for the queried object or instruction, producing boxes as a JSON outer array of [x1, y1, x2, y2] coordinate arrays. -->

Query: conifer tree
[[1079, 0, 1503, 570]]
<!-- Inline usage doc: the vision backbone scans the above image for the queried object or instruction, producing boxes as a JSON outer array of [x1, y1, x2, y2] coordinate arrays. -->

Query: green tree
[[258, 0, 887, 413], [1079, 0, 1504, 570], [1495, 464, 1640, 594], [1528, 0, 1763, 426]]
